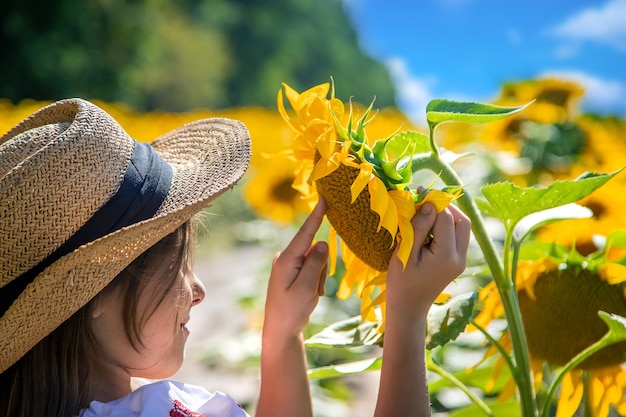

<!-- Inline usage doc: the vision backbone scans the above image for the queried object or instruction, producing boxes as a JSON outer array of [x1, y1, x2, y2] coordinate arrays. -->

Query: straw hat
[[0, 98, 251, 373]]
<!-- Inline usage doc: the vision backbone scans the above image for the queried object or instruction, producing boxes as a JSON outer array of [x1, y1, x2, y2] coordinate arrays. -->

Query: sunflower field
[[2, 77, 626, 417]]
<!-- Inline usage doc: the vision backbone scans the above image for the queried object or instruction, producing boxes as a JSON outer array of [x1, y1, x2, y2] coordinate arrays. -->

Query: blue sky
[[344, 0, 626, 123]]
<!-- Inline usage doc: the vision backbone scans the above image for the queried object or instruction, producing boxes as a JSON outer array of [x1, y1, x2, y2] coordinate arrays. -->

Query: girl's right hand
[[386, 202, 471, 320]]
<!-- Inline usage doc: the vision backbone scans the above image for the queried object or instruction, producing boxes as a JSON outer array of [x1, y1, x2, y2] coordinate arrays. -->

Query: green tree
[[0, 0, 396, 111]]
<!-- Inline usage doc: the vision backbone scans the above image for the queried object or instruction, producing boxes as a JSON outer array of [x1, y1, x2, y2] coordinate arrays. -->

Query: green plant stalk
[[540, 342, 595, 417], [540, 322, 626, 417], [414, 154, 537, 417], [427, 357, 495, 417], [471, 320, 517, 376]]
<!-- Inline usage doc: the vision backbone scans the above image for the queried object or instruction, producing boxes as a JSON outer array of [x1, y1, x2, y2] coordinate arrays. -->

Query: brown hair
[[0, 220, 195, 417]]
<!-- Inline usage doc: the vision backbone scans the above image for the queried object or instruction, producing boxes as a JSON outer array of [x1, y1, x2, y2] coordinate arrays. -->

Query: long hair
[[0, 220, 195, 417]]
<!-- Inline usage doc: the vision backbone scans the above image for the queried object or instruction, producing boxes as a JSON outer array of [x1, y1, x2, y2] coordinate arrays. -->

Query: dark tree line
[[0, 0, 396, 112]]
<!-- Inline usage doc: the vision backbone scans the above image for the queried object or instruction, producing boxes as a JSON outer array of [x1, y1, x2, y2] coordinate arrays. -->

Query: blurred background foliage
[[0, 0, 396, 111]]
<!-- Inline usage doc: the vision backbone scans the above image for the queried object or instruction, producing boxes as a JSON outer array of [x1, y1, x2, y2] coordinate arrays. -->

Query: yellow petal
[[555, 371, 584, 417], [389, 190, 417, 269], [350, 164, 372, 203], [282, 82, 304, 114], [598, 263, 626, 285], [360, 286, 378, 322], [417, 189, 461, 213], [516, 257, 558, 301], [368, 177, 389, 231], [434, 292, 451, 303], [369, 178, 398, 235], [312, 157, 340, 180], [497, 377, 518, 402], [328, 226, 338, 277]]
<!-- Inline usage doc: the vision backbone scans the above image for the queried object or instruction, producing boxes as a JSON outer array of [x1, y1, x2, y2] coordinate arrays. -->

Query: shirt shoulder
[[78, 380, 250, 417]]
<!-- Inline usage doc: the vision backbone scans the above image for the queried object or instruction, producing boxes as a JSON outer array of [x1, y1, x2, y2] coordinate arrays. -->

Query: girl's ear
[[90, 298, 105, 319], [90, 291, 112, 319]]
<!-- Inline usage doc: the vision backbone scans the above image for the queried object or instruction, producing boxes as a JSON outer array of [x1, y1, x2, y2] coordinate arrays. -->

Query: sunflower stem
[[471, 319, 517, 378], [418, 155, 538, 417], [427, 354, 495, 417], [428, 126, 440, 158]]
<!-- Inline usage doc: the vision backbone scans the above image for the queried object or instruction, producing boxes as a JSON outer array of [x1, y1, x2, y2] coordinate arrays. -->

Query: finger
[[429, 207, 456, 253], [289, 241, 328, 293], [410, 203, 437, 257], [318, 259, 328, 296], [448, 205, 471, 257], [283, 198, 327, 258]]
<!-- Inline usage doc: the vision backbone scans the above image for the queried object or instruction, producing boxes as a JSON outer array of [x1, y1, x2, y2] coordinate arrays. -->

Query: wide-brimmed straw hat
[[0, 98, 251, 373]]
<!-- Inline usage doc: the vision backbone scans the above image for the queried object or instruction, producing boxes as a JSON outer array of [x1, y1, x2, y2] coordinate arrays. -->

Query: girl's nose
[[191, 272, 206, 306]]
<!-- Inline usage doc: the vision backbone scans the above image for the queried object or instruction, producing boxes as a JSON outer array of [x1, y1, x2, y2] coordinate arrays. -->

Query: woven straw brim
[[0, 115, 250, 373]]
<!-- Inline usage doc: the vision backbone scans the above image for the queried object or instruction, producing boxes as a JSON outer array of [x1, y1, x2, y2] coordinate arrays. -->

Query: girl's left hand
[[263, 199, 328, 344]]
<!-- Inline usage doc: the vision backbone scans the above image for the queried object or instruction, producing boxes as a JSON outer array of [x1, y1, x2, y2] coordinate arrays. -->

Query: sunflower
[[472, 244, 626, 416], [277, 82, 459, 326], [536, 116, 626, 254], [243, 156, 311, 225]]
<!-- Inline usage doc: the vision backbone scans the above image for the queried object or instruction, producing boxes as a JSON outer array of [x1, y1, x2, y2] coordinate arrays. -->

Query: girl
[[0, 98, 470, 417]]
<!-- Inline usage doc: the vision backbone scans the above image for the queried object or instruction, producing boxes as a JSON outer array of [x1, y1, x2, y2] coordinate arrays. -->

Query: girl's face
[[91, 266, 206, 380]]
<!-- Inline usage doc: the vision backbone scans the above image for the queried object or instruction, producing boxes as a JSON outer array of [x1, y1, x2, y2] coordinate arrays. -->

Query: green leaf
[[518, 240, 567, 262], [604, 230, 626, 252], [428, 359, 511, 394], [598, 311, 626, 343], [426, 99, 531, 127], [449, 400, 521, 417], [307, 357, 382, 380], [475, 197, 502, 219], [481, 169, 622, 232], [387, 131, 431, 155], [305, 316, 382, 348], [514, 203, 593, 242], [426, 292, 477, 350]]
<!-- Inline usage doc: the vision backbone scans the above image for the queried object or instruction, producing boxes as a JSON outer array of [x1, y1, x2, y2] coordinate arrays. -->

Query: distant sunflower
[[536, 116, 626, 253], [278, 82, 459, 326], [472, 250, 626, 416], [244, 156, 311, 225]]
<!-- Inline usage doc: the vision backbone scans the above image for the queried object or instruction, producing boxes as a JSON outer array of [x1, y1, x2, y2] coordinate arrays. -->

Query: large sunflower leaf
[[307, 357, 382, 380], [480, 169, 622, 233], [426, 99, 531, 129], [426, 292, 477, 350], [305, 315, 382, 348], [514, 203, 593, 242]]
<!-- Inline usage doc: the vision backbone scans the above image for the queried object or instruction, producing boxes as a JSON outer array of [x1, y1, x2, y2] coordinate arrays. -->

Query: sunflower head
[[518, 261, 626, 369], [508, 235, 626, 370], [279, 82, 460, 272], [316, 161, 392, 270]]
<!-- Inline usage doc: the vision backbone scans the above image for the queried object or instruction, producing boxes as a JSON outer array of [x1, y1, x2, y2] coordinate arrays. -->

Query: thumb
[[290, 241, 329, 293]]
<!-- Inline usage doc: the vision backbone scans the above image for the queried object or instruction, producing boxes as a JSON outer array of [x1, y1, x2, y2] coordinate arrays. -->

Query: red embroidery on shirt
[[169, 399, 206, 417]]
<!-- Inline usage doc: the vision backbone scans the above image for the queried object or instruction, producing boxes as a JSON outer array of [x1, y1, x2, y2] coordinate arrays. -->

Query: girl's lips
[[181, 317, 190, 333]]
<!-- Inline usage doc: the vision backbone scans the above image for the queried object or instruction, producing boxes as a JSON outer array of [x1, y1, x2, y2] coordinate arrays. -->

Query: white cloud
[[385, 57, 436, 124], [549, 0, 626, 51], [539, 69, 626, 115]]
